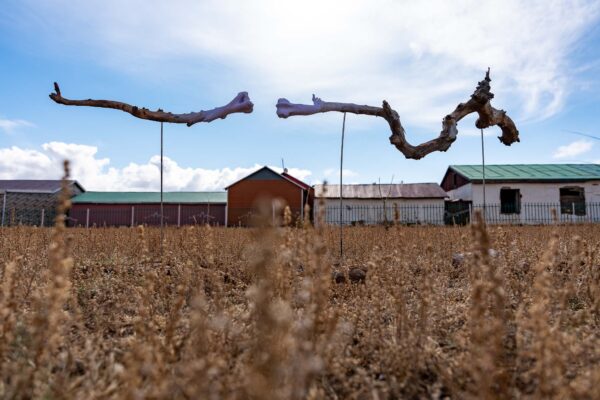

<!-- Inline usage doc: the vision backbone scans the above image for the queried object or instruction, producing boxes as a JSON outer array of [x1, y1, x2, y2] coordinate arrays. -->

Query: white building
[[314, 183, 448, 225], [441, 164, 600, 224]]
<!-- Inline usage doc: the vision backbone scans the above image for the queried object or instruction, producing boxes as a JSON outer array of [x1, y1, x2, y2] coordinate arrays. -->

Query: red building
[[226, 166, 313, 226], [70, 192, 227, 227]]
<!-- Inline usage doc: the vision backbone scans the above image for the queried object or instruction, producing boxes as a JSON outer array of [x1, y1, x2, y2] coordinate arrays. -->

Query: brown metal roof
[[314, 183, 447, 199], [0, 180, 84, 193]]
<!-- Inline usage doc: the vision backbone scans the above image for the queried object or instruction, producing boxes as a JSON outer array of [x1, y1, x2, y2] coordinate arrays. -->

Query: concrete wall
[[448, 181, 600, 204], [447, 181, 600, 224], [314, 198, 446, 225]]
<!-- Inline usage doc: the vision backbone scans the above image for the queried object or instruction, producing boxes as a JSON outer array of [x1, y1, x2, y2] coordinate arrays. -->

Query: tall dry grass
[[0, 199, 598, 398]]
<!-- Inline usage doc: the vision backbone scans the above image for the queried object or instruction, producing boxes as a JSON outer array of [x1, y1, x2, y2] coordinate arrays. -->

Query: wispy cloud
[[0, 142, 312, 190], [10, 0, 600, 127], [553, 139, 593, 159], [323, 168, 358, 179], [0, 117, 34, 133]]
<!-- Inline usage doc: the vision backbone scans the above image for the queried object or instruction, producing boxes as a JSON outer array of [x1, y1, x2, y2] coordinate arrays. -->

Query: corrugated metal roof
[[451, 164, 600, 181], [72, 191, 227, 204], [314, 183, 447, 199], [0, 180, 84, 193]]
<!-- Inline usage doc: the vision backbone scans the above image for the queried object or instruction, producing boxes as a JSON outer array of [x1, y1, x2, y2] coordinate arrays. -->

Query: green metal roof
[[450, 164, 600, 181], [72, 191, 227, 204]]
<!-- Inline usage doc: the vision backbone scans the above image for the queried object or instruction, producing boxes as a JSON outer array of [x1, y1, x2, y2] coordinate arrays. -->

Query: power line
[[564, 129, 600, 141]]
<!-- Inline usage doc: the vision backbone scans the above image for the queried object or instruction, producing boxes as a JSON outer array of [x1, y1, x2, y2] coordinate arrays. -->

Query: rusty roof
[[0, 180, 84, 193], [314, 183, 447, 199]]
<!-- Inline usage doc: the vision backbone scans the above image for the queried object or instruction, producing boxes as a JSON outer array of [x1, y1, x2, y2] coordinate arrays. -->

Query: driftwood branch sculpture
[[276, 70, 519, 159], [50, 83, 253, 126]]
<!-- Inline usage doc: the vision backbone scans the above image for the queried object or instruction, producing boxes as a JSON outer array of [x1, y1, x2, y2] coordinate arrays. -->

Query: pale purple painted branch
[[276, 70, 519, 159], [50, 83, 253, 126]]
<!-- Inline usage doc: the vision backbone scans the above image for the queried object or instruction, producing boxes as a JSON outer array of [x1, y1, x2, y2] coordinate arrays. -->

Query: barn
[[0, 180, 85, 226], [70, 192, 227, 227], [226, 166, 313, 226], [441, 164, 600, 224], [314, 183, 448, 225]]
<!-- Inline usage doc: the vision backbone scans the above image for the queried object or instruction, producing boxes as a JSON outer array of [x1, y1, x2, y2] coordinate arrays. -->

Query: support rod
[[339, 112, 347, 261], [481, 128, 487, 220], [160, 122, 164, 256]]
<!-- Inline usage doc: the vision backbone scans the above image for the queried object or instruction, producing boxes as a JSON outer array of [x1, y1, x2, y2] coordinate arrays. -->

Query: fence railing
[[0, 205, 224, 227], [470, 203, 600, 225], [226, 207, 305, 226], [67, 204, 226, 227], [315, 203, 600, 226], [3, 203, 600, 227], [0, 208, 56, 227], [316, 204, 445, 226]]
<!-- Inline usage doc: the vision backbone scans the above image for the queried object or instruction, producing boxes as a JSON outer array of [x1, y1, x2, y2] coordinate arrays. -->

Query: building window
[[560, 187, 586, 215], [500, 188, 520, 214]]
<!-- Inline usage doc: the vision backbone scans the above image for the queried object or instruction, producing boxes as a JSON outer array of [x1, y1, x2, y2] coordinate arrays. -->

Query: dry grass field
[[1, 209, 599, 398]]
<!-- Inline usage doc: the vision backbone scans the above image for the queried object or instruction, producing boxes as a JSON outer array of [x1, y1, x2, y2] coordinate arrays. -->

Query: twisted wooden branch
[[49, 83, 254, 126], [276, 70, 519, 159]]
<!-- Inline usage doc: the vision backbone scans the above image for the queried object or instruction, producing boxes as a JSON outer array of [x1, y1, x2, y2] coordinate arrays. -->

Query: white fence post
[[469, 203, 473, 224], [40, 208, 45, 227], [131, 206, 135, 227], [1, 191, 6, 227], [86, 208, 90, 228], [177, 204, 181, 227]]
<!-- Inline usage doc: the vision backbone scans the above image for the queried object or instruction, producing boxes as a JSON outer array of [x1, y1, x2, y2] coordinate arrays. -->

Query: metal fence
[[0, 205, 224, 228], [226, 207, 305, 226], [317, 204, 446, 226], [4, 202, 600, 227], [67, 205, 226, 227], [0, 207, 56, 227], [470, 203, 600, 225], [317, 203, 600, 226]]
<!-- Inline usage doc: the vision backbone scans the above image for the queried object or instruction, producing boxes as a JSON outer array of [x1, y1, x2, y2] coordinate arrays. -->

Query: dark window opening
[[500, 188, 521, 214], [560, 187, 586, 215]]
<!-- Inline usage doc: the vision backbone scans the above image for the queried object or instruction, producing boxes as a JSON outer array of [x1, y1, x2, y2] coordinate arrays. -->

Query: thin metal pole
[[481, 128, 486, 220], [1, 191, 6, 227], [160, 122, 164, 255], [339, 112, 347, 261]]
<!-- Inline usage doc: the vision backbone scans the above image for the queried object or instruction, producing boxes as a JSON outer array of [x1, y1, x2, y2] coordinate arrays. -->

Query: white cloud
[[14, 0, 600, 125], [0, 117, 34, 133], [323, 168, 358, 179], [0, 142, 312, 191], [553, 139, 593, 159]]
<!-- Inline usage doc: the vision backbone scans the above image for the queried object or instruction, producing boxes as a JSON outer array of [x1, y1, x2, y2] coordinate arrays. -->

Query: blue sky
[[1, 0, 600, 191]]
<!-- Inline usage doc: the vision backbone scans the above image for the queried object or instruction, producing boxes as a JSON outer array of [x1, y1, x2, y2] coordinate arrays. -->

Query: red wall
[[227, 179, 305, 226], [69, 204, 226, 227]]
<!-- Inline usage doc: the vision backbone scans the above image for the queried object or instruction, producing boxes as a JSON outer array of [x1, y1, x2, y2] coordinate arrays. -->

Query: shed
[[0, 180, 85, 226], [70, 191, 227, 227], [314, 183, 447, 225], [226, 166, 313, 226], [441, 164, 600, 223]]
